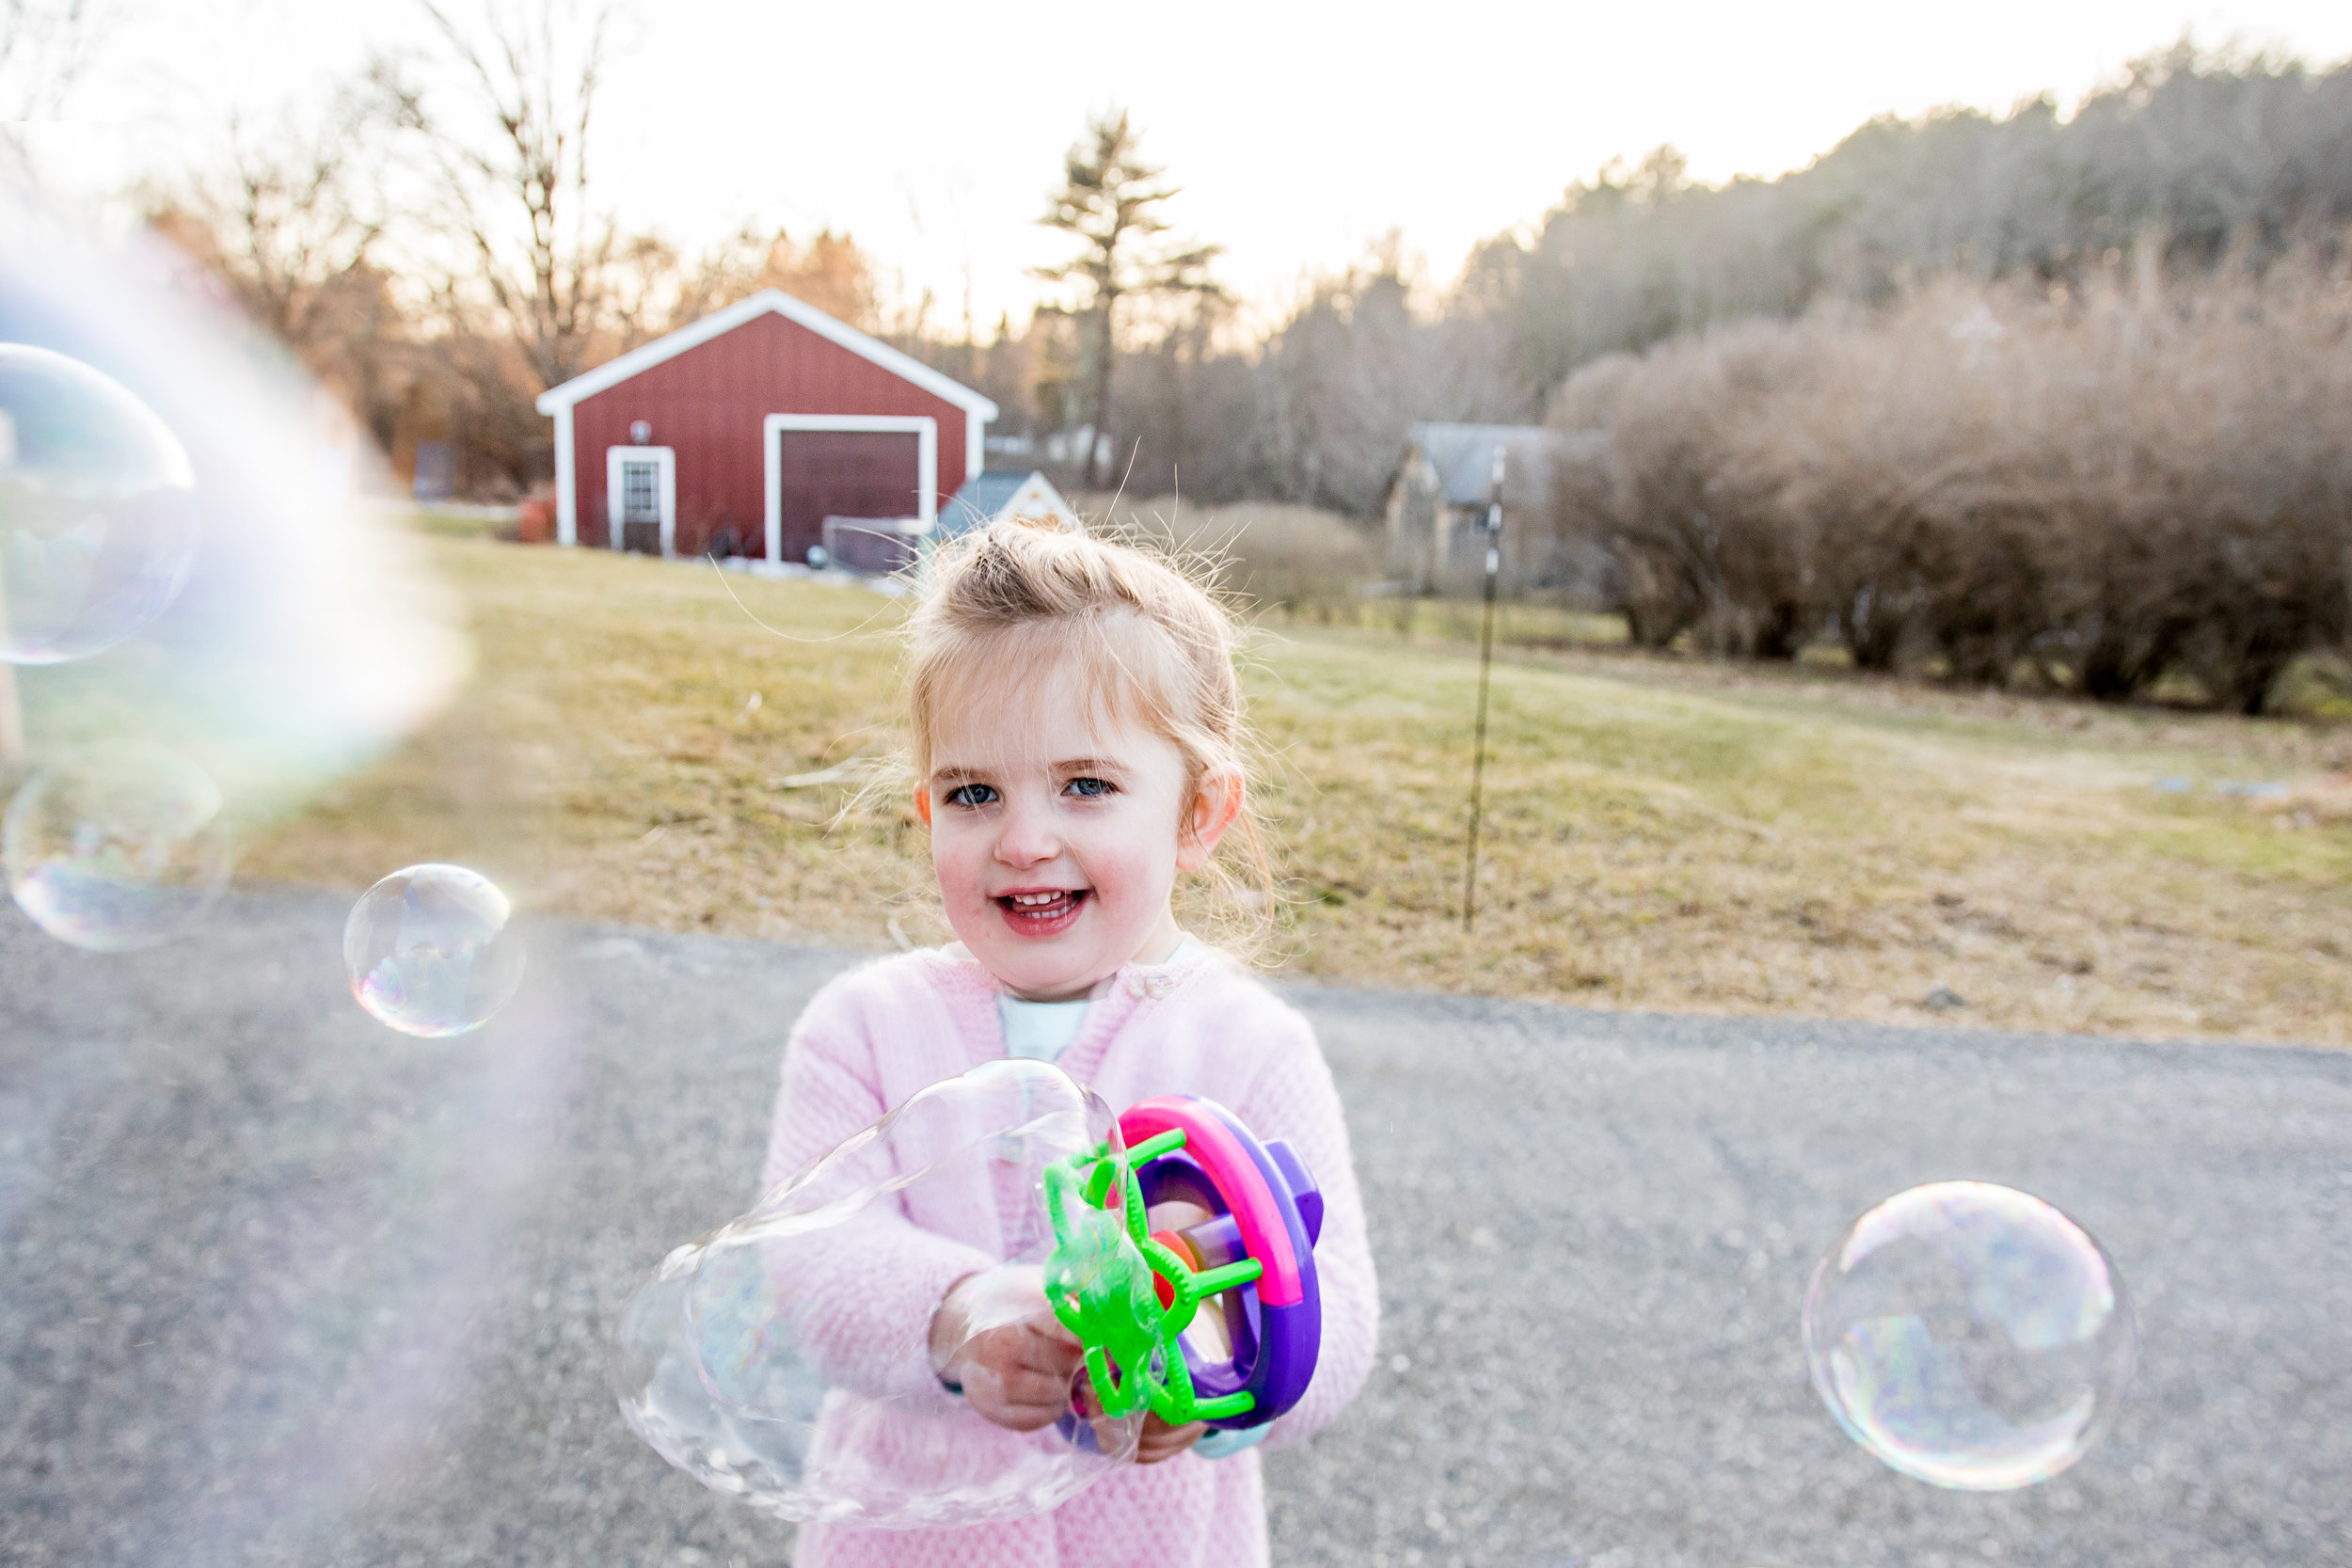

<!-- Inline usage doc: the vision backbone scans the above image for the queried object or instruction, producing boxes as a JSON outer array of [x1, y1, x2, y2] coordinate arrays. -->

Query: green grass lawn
[[246, 535, 2352, 1046]]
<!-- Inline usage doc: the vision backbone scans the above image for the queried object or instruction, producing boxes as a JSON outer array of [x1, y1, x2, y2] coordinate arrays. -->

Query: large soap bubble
[[0, 343, 199, 664], [343, 863, 525, 1037], [1803, 1180, 2137, 1491], [611, 1058, 1146, 1528], [4, 739, 231, 951]]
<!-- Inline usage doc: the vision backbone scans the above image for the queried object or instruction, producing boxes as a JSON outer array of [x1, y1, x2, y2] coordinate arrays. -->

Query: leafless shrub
[[1079, 495, 1382, 616], [1553, 255, 2352, 709], [1551, 323, 1811, 654]]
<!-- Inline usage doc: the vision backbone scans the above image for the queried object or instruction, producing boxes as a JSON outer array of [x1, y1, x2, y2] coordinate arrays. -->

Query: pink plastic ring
[[1115, 1098, 1305, 1307]]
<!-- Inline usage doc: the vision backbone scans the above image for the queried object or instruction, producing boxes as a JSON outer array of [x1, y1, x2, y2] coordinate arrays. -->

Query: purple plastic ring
[[1119, 1096, 1325, 1430]]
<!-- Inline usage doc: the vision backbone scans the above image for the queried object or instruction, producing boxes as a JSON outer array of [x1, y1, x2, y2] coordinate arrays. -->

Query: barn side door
[[605, 445, 676, 556]]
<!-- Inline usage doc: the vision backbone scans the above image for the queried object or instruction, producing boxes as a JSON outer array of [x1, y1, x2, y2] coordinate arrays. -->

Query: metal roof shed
[[935, 470, 1083, 539]]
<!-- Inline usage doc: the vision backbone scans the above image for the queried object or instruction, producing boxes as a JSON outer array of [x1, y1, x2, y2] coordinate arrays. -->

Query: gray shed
[[1383, 422, 1609, 597], [935, 469, 1083, 539]]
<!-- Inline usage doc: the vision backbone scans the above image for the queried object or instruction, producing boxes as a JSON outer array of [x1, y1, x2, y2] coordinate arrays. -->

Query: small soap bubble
[[342, 863, 525, 1037], [1803, 1181, 2137, 1491], [0, 344, 199, 664], [610, 1059, 1142, 1527], [4, 740, 232, 951]]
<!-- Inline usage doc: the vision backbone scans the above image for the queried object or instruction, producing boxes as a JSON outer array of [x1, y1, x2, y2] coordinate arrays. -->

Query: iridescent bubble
[[1803, 1180, 2137, 1491], [0, 343, 199, 664], [610, 1059, 1145, 1528], [3, 740, 232, 951], [342, 863, 525, 1037]]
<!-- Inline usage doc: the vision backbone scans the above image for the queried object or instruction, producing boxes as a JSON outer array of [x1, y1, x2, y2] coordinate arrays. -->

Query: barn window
[[620, 459, 660, 523]]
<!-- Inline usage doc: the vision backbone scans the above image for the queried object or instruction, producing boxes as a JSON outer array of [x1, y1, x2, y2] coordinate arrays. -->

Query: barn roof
[[532, 289, 1001, 419]]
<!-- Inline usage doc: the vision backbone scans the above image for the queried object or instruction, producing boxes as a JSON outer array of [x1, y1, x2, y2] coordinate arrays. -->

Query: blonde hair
[[905, 515, 1276, 953]]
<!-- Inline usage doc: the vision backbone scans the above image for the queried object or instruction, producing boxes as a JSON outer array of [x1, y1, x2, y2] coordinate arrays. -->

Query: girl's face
[[921, 654, 1238, 1002]]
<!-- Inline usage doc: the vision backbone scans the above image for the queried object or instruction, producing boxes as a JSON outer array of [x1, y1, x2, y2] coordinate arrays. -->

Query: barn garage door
[[772, 429, 924, 564]]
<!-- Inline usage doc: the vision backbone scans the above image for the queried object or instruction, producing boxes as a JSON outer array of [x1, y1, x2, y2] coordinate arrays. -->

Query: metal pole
[[1462, 445, 1504, 929]]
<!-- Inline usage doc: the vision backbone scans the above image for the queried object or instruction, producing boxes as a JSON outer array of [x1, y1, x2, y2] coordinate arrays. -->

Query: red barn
[[533, 290, 998, 563]]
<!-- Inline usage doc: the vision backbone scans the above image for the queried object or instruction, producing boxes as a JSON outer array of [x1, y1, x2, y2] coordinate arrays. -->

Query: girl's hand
[[1136, 1412, 1204, 1464], [1070, 1365, 1201, 1462], [930, 1268, 1205, 1460], [930, 1266, 1085, 1433]]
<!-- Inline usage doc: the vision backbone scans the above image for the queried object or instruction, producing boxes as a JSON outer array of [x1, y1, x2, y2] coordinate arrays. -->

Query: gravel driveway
[[3, 893, 2344, 1566]]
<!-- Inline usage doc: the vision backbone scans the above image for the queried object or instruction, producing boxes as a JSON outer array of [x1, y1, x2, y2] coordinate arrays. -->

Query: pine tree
[[1036, 110, 1220, 488]]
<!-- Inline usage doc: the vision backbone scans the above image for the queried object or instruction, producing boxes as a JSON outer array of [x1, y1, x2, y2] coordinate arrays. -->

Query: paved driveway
[[2, 894, 2344, 1566]]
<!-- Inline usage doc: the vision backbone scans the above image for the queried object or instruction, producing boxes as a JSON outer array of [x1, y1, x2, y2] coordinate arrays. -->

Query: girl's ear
[[1176, 769, 1243, 872], [914, 788, 932, 828]]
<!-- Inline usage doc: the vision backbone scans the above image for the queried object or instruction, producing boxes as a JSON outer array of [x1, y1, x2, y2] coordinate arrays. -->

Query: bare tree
[[1259, 246, 1531, 516], [146, 65, 422, 368], [0, 0, 115, 194], [416, 0, 621, 392], [1036, 108, 1219, 487], [0, 0, 110, 122], [663, 223, 880, 333]]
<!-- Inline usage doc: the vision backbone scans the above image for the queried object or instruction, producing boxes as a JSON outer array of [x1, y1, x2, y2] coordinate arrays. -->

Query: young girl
[[761, 516, 1377, 1566]]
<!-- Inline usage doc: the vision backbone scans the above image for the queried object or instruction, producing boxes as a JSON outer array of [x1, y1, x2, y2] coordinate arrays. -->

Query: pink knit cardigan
[[761, 943, 1379, 1568]]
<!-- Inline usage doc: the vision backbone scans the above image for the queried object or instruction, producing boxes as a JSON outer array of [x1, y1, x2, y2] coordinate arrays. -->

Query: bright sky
[[25, 0, 2352, 334]]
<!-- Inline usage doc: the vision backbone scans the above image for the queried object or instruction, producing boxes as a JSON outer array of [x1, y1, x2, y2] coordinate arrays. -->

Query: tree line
[[989, 42, 2352, 553], [138, 27, 2352, 504]]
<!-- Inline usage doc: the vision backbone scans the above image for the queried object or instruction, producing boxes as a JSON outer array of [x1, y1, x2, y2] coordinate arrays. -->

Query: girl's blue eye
[[945, 784, 997, 808], [1064, 777, 1114, 800]]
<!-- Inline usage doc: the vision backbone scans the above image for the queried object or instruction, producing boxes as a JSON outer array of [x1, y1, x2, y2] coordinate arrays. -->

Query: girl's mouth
[[995, 888, 1089, 936]]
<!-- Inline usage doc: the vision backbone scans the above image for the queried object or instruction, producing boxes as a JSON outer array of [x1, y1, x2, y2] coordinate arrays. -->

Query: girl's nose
[[992, 795, 1062, 868]]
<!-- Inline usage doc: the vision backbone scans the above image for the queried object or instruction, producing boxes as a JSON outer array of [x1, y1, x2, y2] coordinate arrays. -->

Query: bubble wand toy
[[1042, 1095, 1324, 1433]]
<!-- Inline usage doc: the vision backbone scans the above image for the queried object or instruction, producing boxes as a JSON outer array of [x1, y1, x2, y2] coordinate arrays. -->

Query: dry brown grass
[[1257, 625, 2351, 1043], [238, 542, 930, 947], [246, 536, 2352, 1045]]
